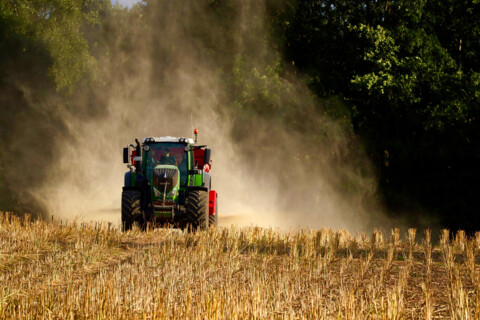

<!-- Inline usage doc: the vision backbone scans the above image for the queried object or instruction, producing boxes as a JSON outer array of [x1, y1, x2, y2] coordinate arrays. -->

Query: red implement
[[209, 190, 217, 215]]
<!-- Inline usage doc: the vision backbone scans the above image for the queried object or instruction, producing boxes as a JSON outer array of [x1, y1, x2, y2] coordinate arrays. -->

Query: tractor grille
[[153, 167, 178, 194]]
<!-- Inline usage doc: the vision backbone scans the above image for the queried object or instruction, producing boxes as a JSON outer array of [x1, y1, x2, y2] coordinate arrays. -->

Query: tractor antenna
[[190, 113, 194, 139]]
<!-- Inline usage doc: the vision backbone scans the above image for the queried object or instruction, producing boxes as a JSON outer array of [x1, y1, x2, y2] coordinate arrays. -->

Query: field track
[[1, 212, 480, 319]]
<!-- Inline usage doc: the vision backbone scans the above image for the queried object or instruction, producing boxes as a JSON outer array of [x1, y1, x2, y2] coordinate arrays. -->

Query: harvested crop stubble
[[1, 212, 480, 319]]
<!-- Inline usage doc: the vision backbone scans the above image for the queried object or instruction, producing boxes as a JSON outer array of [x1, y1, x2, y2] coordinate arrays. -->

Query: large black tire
[[209, 201, 218, 229], [185, 190, 209, 230], [121, 190, 141, 231]]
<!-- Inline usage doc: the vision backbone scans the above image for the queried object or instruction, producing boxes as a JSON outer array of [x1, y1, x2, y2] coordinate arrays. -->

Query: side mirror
[[204, 148, 211, 164], [123, 147, 129, 163]]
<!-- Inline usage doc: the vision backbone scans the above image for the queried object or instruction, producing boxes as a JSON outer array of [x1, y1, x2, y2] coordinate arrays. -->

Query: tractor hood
[[152, 165, 180, 199]]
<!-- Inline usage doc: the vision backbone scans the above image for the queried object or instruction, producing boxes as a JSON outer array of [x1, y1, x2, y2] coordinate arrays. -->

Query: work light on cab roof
[[121, 128, 217, 231]]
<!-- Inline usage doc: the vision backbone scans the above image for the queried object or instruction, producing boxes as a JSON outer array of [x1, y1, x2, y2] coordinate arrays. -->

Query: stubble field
[[1, 212, 480, 319]]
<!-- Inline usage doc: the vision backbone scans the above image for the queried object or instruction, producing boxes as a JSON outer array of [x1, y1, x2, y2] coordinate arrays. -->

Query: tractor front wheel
[[185, 190, 209, 231], [122, 190, 141, 231]]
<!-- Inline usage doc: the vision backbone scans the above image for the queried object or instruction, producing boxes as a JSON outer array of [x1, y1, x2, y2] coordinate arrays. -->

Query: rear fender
[[186, 186, 208, 193], [124, 172, 136, 187], [124, 171, 131, 187]]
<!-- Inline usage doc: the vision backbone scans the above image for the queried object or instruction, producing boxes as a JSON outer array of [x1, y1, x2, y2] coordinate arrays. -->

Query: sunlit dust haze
[[7, 0, 391, 232]]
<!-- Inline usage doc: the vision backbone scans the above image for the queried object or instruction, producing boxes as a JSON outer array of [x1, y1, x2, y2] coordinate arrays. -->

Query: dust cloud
[[4, 0, 389, 232]]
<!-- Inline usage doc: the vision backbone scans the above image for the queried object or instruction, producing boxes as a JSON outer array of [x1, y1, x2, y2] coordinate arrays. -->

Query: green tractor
[[121, 129, 218, 231]]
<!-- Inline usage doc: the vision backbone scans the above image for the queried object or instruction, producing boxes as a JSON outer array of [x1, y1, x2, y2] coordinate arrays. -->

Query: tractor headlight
[[153, 187, 162, 197], [168, 188, 177, 197]]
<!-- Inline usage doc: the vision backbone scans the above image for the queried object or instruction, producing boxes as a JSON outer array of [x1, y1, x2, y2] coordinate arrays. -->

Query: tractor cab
[[143, 141, 190, 187]]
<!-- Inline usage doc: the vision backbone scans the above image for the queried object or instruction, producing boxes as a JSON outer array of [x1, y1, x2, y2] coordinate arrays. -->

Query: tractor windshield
[[145, 143, 188, 186]]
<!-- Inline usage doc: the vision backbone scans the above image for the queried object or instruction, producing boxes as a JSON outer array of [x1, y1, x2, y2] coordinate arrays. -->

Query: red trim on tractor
[[193, 148, 212, 172], [194, 148, 205, 167], [209, 190, 217, 215], [131, 149, 137, 166]]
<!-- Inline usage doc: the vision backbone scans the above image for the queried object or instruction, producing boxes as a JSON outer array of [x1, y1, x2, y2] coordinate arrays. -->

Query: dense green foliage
[[269, 0, 480, 229], [0, 0, 479, 229]]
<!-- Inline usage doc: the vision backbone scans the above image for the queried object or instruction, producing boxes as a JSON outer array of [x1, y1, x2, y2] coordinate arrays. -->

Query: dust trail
[[10, 0, 387, 232]]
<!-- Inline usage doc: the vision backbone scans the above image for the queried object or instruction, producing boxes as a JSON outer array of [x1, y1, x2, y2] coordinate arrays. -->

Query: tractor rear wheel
[[122, 190, 141, 231], [185, 190, 209, 230]]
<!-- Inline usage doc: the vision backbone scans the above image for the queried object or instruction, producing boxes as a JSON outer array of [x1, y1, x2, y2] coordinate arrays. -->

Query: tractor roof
[[142, 136, 195, 144]]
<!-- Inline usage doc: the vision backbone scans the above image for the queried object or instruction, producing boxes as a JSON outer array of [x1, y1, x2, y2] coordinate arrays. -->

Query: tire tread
[[121, 190, 141, 231], [185, 190, 208, 230]]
